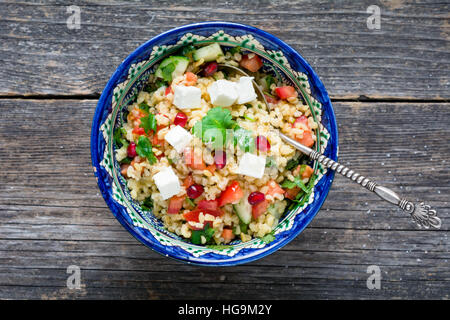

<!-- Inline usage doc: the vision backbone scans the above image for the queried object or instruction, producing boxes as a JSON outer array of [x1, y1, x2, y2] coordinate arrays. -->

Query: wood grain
[[0, 0, 449, 99], [0, 99, 448, 299]]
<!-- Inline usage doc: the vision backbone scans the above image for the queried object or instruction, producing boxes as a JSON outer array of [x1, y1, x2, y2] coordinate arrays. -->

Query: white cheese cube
[[164, 125, 193, 153], [236, 76, 257, 104], [173, 85, 202, 109], [207, 79, 238, 107], [153, 167, 181, 200], [237, 152, 266, 179]]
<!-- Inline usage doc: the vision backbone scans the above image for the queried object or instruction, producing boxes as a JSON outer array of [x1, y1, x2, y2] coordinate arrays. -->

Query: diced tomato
[[152, 134, 163, 146], [264, 94, 279, 104], [266, 180, 285, 196], [197, 199, 219, 212], [222, 228, 235, 242], [206, 164, 216, 174], [296, 130, 315, 148], [132, 127, 146, 136], [240, 54, 263, 72], [185, 72, 197, 86], [284, 187, 301, 200], [168, 195, 186, 214], [183, 175, 195, 189], [252, 199, 269, 220], [165, 86, 173, 95], [218, 181, 244, 207], [293, 116, 315, 148], [275, 86, 298, 100], [184, 147, 207, 170], [183, 208, 223, 230], [302, 165, 314, 179], [293, 115, 308, 128], [120, 164, 130, 177]]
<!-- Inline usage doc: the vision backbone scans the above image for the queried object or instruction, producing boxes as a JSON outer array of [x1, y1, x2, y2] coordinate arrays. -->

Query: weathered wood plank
[[0, 98, 448, 299], [0, 0, 449, 99]]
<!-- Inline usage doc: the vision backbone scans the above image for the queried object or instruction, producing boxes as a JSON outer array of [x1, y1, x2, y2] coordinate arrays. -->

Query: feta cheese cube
[[236, 76, 257, 104], [207, 79, 238, 107], [237, 152, 266, 179], [153, 167, 181, 200], [164, 125, 193, 153], [173, 85, 202, 109]]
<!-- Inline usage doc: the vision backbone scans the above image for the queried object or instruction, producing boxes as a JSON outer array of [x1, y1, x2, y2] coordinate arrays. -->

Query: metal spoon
[[218, 63, 441, 229]]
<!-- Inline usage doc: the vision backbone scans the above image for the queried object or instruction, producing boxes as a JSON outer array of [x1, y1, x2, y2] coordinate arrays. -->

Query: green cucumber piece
[[233, 197, 252, 225], [193, 43, 224, 62], [155, 56, 189, 81]]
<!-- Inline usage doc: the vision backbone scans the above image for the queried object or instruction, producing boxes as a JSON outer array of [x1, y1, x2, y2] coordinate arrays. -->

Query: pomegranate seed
[[248, 192, 265, 206], [256, 135, 271, 152], [127, 142, 137, 157], [203, 62, 218, 77], [187, 184, 204, 199], [214, 150, 227, 169], [174, 112, 188, 127]]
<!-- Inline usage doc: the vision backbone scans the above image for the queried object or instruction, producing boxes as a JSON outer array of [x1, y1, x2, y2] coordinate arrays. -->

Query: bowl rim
[[91, 21, 338, 266]]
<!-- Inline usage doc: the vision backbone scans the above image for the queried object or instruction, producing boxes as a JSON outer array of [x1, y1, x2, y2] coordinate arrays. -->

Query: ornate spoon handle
[[279, 132, 441, 229]]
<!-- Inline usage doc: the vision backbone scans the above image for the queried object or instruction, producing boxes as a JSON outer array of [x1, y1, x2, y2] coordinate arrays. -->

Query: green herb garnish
[[281, 176, 308, 193], [193, 107, 236, 148], [113, 127, 128, 148], [139, 113, 157, 135], [260, 233, 275, 244], [141, 196, 153, 211], [139, 102, 150, 113], [135, 136, 157, 164], [161, 62, 176, 82], [186, 198, 196, 207], [229, 46, 241, 55], [233, 126, 255, 152], [191, 225, 215, 245], [119, 157, 132, 165], [265, 156, 276, 168], [265, 75, 275, 90]]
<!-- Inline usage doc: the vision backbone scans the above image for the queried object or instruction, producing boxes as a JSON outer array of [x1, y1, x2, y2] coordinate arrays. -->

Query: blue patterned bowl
[[91, 22, 338, 266]]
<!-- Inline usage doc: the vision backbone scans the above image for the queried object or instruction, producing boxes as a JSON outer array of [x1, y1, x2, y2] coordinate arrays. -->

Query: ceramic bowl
[[91, 22, 338, 266]]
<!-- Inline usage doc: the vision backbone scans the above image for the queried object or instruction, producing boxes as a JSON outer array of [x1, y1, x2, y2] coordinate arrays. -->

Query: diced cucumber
[[193, 43, 224, 62], [155, 56, 189, 81], [233, 197, 252, 225], [267, 201, 286, 220]]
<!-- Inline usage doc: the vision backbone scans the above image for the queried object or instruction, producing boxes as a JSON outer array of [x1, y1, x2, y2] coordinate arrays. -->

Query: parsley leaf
[[233, 126, 255, 152], [139, 102, 150, 113], [161, 62, 176, 82], [139, 113, 157, 135], [141, 197, 153, 211], [281, 176, 308, 193], [119, 157, 132, 165], [265, 75, 275, 90], [113, 127, 128, 148], [229, 46, 241, 55], [191, 225, 215, 245], [265, 156, 276, 167], [135, 136, 157, 164], [193, 107, 237, 148]]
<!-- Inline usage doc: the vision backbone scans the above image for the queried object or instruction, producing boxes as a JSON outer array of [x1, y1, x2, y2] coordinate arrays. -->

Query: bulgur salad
[[114, 43, 319, 245]]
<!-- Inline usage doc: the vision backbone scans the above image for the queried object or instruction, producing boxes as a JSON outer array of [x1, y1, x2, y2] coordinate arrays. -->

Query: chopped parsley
[[139, 113, 157, 135], [281, 176, 308, 193], [141, 196, 153, 211], [113, 127, 128, 148], [191, 225, 215, 245], [161, 62, 176, 82], [193, 107, 255, 151], [135, 136, 157, 164], [138, 102, 150, 113]]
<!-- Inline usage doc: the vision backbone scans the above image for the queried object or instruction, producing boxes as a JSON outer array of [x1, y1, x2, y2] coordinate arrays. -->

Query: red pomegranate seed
[[256, 135, 271, 152], [187, 184, 204, 199], [203, 62, 218, 77], [214, 150, 227, 169], [174, 112, 188, 127], [248, 192, 265, 206], [127, 142, 137, 157]]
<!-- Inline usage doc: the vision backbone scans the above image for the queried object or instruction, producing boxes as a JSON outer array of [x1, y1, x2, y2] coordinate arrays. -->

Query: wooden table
[[1, 1, 448, 300]]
